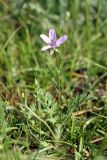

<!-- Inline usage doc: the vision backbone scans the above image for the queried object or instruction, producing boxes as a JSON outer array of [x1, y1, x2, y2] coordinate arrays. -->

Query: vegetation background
[[0, 0, 107, 159]]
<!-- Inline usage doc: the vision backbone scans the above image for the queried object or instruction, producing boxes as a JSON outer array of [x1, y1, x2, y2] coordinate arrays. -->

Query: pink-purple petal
[[49, 29, 56, 41], [41, 45, 51, 51], [56, 35, 68, 47], [40, 34, 50, 44]]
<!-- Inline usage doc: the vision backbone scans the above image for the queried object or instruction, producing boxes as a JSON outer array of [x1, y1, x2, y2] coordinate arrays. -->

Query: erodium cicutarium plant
[[40, 29, 68, 53], [40, 28, 68, 102]]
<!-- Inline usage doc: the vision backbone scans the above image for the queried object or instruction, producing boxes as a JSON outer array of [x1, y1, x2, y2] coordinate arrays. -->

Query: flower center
[[50, 40, 56, 48]]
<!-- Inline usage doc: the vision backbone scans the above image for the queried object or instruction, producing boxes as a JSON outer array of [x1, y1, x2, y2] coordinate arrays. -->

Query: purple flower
[[40, 29, 68, 51]]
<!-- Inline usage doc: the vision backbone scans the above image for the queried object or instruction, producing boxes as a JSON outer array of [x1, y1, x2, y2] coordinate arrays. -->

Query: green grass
[[0, 0, 107, 159]]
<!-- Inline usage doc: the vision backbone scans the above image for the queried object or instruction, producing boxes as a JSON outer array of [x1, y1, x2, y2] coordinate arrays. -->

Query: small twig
[[73, 109, 93, 116], [90, 137, 105, 144], [73, 107, 104, 116], [90, 72, 107, 89]]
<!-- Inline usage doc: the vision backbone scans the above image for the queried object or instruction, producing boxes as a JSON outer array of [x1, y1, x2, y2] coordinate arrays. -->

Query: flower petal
[[40, 34, 50, 44], [41, 45, 51, 51], [56, 35, 68, 47], [49, 29, 56, 41]]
